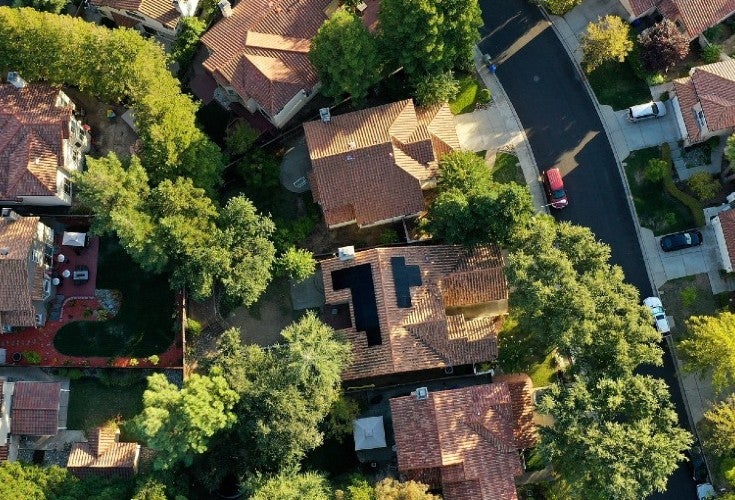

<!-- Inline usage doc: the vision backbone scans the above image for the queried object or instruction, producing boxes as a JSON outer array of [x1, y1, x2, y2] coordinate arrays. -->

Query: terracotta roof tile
[[321, 244, 507, 381], [656, 0, 735, 38], [494, 373, 539, 449], [628, 0, 656, 16], [674, 77, 703, 143], [0, 445, 8, 462], [719, 209, 735, 268], [11, 382, 60, 436], [67, 427, 140, 479], [390, 384, 527, 500], [0, 216, 40, 328], [91, 0, 181, 29], [305, 100, 458, 227]]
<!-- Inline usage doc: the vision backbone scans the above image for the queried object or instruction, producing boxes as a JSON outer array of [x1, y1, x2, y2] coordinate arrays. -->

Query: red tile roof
[[11, 382, 60, 436], [494, 373, 539, 450], [0, 215, 42, 328], [628, 0, 735, 38], [91, 0, 181, 29], [305, 100, 459, 227], [0, 84, 73, 200], [67, 426, 140, 479], [628, 0, 656, 16], [390, 383, 533, 500], [674, 59, 735, 143], [719, 209, 735, 269], [0, 445, 8, 462], [321, 244, 507, 381]]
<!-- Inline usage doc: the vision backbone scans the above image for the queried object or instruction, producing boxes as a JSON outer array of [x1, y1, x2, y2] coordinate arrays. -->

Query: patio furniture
[[62, 269, 71, 278], [11, 352, 21, 363], [73, 265, 89, 285], [57, 254, 66, 263]]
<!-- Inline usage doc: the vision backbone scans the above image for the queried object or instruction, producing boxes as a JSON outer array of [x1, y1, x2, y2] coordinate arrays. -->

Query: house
[[0, 79, 90, 206], [389, 376, 538, 500], [67, 426, 141, 479], [89, 0, 198, 40], [0, 212, 55, 331], [623, 0, 735, 39], [712, 207, 735, 272], [320, 244, 508, 384], [672, 59, 735, 145], [304, 99, 459, 228]]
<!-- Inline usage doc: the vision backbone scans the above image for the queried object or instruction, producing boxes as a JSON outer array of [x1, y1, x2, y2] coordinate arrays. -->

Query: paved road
[[478, 1, 696, 498]]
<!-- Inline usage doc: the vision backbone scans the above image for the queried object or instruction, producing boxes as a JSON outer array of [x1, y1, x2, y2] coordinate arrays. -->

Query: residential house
[[622, 0, 735, 39], [712, 206, 735, 272], [0, 212, 55, 331], [320, 244, 508, 384], [0, 80, 90, 206], [67, 426, 141, 479], [390, 376, 538, 500], [304, 99, 459, 228], [89, 0, 198, 41], [672, 59, 735, 145]]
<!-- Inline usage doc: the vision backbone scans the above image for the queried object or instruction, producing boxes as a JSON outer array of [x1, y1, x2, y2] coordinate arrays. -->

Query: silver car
[[627, 101, 666, 122], [643, 297, 671, 334]]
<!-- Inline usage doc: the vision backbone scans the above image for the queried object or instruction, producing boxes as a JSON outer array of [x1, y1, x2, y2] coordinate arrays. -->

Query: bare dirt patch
[[305, 220, 404, 255], [223, 278, 295, 347]]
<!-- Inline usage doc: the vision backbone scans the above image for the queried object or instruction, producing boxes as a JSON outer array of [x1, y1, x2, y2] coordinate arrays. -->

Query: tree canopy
[[637, 19, 690, 74], [247, 471, 332, 500], [702, 395, 735, 457], [680, 311, 735, 392], [581, 15, 633, 73]]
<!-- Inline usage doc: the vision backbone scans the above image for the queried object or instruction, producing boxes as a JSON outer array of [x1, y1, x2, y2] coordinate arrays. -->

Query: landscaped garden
[[587, 60, 651, 111], [53, 238, 175, 357]]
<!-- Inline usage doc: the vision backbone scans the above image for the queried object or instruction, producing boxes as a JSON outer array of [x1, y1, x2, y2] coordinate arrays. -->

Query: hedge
[[660, 143, 705, 227]]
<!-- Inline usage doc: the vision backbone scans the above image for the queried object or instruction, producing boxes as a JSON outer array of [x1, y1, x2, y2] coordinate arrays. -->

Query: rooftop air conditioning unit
[[320, 107, 331, 123], [35, 313, 44, 327], [217, 0, 233, 17], [7, 72, 27, 89], [412, 387, 429, 401], [338, 246, 355, 261]]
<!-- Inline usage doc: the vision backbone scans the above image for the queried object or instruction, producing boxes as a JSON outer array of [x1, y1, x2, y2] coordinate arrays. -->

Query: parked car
[[627, 101, 667, 122], [542, 167, 568, 209], [643, 296, 671, 334], [659, 230, 703, 252], [697, 483, 715, 500], [685, 446, 709, 484]]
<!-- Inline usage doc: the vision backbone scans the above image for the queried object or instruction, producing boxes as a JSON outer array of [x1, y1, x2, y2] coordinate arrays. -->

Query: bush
[[22, 350, 41, 365], [128, 358, 139, 367], [186, 318, 203, 338], [544, 0, 582, 16], [680, 286, 698, 307], [688, 171, 720, 201], [171, 17, 207, 72], [478, 88, 491, 103], [644, 158, 668, 183], [704, 25, 727, 43], [703, 44, 722, 64], [225, 122, 260, 156], [379, 229, 400, 245], [646, 73, 666, 86], [722, 457, 735, 485], [661, 143, 706, 227], [659, 91, 670, 102], [278, 246, 317, 283], [414, 72, 460, 106], [324, 395, 360, 442], [58, 368, 84, 380], [147, 354, 160, 366]]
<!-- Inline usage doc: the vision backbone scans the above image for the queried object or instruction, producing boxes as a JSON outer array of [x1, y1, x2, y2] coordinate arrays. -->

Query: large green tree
[[680, 312, 735, 392], [374, 478, 440, 499], [130, 369, 239, 471], [310, 10, 382, 103], [538, 376, 692, 499], [702, 395, 735, 457], [0, 461, 131, 499], [247, 471, 332, 500], [436, 150, 492, 192], [581, 15, 633, 73]]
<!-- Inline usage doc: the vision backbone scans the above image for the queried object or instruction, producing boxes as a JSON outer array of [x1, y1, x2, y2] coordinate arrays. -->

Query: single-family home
[[712, 207, 735, 272], [67, 426, 141, 479], [390, 375, 538, 500], [623, 0, 735, 39], [304, 99, 459, 229], [0, 78, 90, 207], [672, 59, 735, 145], [0, 211, 55, 331], [320, 244, 508, 385], [89, 0, 198, 40]]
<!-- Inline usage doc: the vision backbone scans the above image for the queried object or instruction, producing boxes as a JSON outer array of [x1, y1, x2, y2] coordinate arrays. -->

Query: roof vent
[[0, 248, 9, 257], [347, 141, 356, 150], [217, 0, 233, 17], [412, 387, 429, 401], [320, 107, 331, 123], [338, 246, 355, 261], [7, 72, 27, 89], [346, 154, 354, 162]]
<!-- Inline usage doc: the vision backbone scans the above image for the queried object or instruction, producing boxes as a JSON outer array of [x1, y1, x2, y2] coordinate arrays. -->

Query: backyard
[[66, 376, 145, 436], [587, 60, 651, 111], [623, 146, 695, 235], [53, 238, 175, 357]]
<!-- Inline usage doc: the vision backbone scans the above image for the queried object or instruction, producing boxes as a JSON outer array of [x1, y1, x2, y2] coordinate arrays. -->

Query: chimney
[[319, 107, 331, 123], [411, 387, 429, 401], [6, 72, 27, 89], [338, 246, 355, 261], [217, 0, 233, 17]]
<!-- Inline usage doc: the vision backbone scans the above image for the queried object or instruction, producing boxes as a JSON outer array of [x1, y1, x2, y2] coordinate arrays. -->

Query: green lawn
[[623, 147, 695, 235], [492, 152, 525, 185], [587, 60, 651, 111], [66, 377, 145, 435], [54, 238, 175, 357], [449, 73, 487, 115], [528, 351, 557, 388]]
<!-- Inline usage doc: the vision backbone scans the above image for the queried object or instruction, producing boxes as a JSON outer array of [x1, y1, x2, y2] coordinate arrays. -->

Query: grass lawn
[[449, 73, 487, 115], [492, 152, 525, 185], [587, 60, 651, 111], [528, 351, 557, 388], [54, 238, 175, 357], [623, 147, 695, 235], [659, 274, 722, 336], [498, 315, 556, 386], [66, 377, 145, 436]]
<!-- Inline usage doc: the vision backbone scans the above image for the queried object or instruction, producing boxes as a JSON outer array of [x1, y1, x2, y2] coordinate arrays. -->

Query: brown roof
[[199, 0, 331, 116], [305, 100, 459, 227], [91, 0, 180, 29], [390, 383, 530, 500], [0, 215, 41, 328], [321, 244, 507, 381], [493, 373, 539, 449], [629, 0, 735, 38], [0, 445, 7, 463], [0, 84, 73, 200], [68, 426, 140, 479], [674, 59, 735, 142], [11, 382, 60, 436], [719, 209, 735, 269]]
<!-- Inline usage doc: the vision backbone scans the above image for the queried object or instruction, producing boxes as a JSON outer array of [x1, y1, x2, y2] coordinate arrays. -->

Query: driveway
[[611, 101, 683, 152]]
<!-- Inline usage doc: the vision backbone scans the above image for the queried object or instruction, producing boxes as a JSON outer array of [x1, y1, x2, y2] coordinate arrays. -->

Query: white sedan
[[643, 297, 671, 334]]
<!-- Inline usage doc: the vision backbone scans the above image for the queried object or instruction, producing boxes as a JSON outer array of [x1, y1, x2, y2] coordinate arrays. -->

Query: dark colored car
[[659, 230, 703, 252], [685, 446, 709, 484]]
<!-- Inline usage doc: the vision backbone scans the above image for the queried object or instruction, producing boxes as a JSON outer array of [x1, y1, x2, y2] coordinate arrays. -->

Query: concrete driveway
[[611, 101, 682, 152]]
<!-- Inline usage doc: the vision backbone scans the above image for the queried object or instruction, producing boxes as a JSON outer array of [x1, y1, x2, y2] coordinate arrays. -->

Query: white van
[[627, 101, 666, 122]]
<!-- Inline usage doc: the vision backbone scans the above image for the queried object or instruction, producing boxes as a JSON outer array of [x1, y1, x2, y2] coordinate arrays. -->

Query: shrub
[[688, 171, 720, 201], [645, 73, 666, 86], [414, 72, 460, 106], [644, 158, 668, 184], [147, 354, 160, 366], [478, 88, 491, 103], [680, 286, 698, 307], [661, 144, 705, 227], [324, 395, 360, 442], [544, 0, 582, 16], [659, 91, 670, 102], [128, 358, 139, 367], [171, 17, 207, 72], [58, 368, 84, 380], [22, 350, 42, 365], [225, 122, 260, 156], [703, 44, 722, 64], [186, 318, 203, 338], [704, 25, 727, 43], [722, 457, 735, 485], [379, 229, 400, 245], [278, 246, 317, 283]]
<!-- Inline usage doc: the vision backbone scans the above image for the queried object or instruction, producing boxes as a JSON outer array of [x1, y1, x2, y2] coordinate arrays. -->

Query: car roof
[[629, 102, 658, 117], [644, 296, 662, 307], [546, 168, 564, 189]]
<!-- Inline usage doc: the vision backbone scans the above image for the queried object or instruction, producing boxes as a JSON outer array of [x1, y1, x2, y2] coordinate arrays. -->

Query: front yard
[[492, 152, 526, 185], [449, 72, 489, 115], [587, 60, 651, 111]]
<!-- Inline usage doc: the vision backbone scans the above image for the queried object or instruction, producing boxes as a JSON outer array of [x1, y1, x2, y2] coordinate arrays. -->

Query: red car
[[543, 168, 568, 209]]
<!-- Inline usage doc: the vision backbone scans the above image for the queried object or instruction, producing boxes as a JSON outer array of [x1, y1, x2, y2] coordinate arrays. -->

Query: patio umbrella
[[62, 232, 86, 247], [353, 416, 386, 451]]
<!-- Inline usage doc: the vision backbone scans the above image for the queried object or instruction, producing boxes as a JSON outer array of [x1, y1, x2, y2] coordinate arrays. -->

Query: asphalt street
[[477, 1, 697, 497]]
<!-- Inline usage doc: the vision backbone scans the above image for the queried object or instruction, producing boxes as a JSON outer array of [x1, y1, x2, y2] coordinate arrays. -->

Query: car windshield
[[651, 103, 659, 114], [552, 189, 566, 199], [683, 233, 692, 244], [652, 306, 664, 316]]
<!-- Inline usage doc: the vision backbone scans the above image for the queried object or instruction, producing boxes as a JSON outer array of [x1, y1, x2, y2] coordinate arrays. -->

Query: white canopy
[[62, 232, 86, 247], [353, 416, 386, 451]]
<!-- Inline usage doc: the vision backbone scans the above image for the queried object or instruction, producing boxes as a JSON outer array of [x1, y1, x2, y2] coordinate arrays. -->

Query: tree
[[12, 0, 68, 13], [414, 71, 460, 106], [437, 150, 492, 193], [538, 376, 692, 500], [637, 19, 690, 73], [130, 369, 239, 471], [0, 461, 131, 499], [225, 122, 260, 156], [131, 478, 168, 500], [688, 171, 720, 201], [581, 16, 633, 73], [702, 395, 735, 457], [171, 16, 206, 70], [374, 478, 440, 500], [324, 394, 361, 442], [680, 312, 735, 392], [544, 0, 582, 16], [279, 246, 317, 282], [247, 471, 332, 500], [436, 0, 483, 72], [310, 10, 382, 103]]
